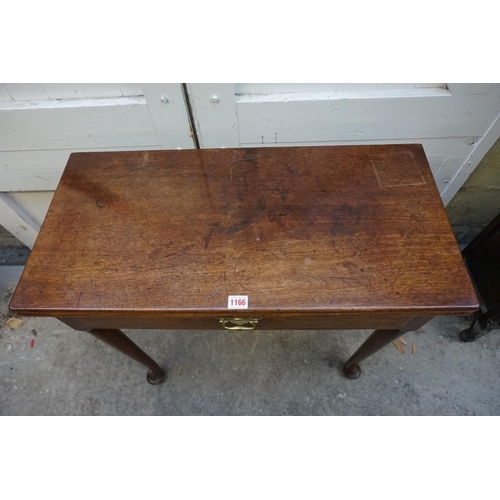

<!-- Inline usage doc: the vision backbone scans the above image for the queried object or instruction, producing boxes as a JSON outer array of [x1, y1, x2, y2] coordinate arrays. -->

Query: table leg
[[459, 315, 499, 342], [343, 317, 431, 379], [87, 329, 166, 385], [58, 318, 166, 385]]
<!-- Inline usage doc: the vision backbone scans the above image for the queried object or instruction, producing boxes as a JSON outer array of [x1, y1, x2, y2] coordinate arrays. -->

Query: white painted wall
[[235, 83, 447, 94], [8, 192, 54, 226], [188, 83, 500, 206], [0, 83, 143, 101], [0, 83, 194, 247]]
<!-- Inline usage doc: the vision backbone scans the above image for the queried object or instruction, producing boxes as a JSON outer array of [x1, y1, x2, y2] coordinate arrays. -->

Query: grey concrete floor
[[0, 225, 30, 265], [1, 265, 499, 415]]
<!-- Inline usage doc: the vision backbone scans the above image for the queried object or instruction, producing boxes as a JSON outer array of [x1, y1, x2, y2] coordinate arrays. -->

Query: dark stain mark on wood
[[327, 204, 363, 237], [269, 187, 288, 201], [268, 211, 286, 229], [243, 149, 257, 163], [222, 198, 267, 235], [204, 222, 220, 249], [63, 170, 119, 205], [225, 219, 254, 235], [285, 162, 299, 175]]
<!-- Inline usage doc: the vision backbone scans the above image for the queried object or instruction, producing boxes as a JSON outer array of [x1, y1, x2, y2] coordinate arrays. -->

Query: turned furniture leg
[[87, 329, 166, 384], [343, 317, 432, 379], [57, 318, 165, 385]]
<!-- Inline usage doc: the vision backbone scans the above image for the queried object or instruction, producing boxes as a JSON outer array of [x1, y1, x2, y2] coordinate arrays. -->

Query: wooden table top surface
[[10, 145, 478, 318]]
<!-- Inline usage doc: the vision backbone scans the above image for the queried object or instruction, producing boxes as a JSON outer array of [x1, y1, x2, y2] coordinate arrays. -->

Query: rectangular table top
[[10, 145, 478, 318]]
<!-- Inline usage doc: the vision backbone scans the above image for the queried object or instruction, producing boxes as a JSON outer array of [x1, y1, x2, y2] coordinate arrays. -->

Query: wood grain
[[10, 145, 479, 319]]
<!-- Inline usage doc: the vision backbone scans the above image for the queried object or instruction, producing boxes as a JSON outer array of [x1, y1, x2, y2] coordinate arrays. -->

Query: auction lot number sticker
[[228, 295, 248, 309]]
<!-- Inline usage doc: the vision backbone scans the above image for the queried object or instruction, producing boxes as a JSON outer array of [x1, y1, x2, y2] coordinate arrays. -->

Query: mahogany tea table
[[9, 145, 478, 384]]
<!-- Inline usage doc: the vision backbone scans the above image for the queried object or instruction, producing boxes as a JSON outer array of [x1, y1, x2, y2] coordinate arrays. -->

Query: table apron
[[60, 315, 411, 331]]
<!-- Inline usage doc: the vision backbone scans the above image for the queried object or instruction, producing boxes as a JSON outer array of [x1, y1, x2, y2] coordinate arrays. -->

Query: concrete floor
[[0, 225, 30, 265], [1, 265, 499, 415]]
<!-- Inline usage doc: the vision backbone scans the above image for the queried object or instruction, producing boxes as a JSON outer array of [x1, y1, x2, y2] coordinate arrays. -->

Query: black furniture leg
[[460, 317, 498, 342]]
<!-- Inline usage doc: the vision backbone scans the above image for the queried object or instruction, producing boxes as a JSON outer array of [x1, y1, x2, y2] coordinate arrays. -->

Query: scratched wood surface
[[10, 145, 478, 318]]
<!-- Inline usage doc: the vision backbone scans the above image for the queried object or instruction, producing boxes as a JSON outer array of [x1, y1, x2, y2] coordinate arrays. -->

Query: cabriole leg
[[87, 329, 166, 385], [343, 329, 405, 379], [342, 317, 432, 379]]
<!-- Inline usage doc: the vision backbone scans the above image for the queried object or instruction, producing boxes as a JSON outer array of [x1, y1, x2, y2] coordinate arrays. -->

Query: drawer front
[[254, 316, 408, 330], [73, 315, 410, 331]]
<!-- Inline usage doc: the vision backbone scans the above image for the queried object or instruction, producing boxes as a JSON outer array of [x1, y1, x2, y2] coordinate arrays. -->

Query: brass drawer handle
[[219, 318, 259, 330]]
